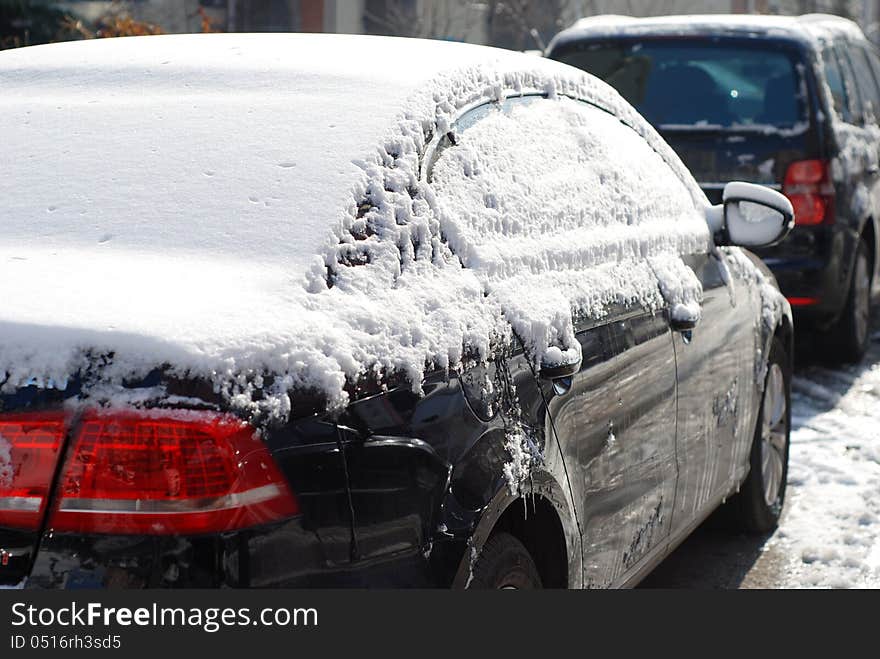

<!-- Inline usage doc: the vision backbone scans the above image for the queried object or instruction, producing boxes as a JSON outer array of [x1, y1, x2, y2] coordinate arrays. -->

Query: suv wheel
[[829, 239, 872, 363]]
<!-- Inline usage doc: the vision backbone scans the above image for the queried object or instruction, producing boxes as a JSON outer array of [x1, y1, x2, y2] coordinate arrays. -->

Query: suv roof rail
[[797, 13, 866, 39], [567, 14, 633, 30]]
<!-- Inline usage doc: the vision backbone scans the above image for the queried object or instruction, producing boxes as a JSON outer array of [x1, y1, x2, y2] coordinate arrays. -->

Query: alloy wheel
[[853, 252, 871, 350], [760, 362, 788, 507]]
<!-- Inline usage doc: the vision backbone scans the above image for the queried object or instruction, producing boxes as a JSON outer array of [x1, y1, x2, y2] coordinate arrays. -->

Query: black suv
[[548, 14, 880, 361]]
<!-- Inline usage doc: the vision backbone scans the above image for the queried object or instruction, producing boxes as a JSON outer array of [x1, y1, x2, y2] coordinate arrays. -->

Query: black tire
[[728, 336, 791, 534], [827, 239, 872, 364], [467, 532, 542, 589]]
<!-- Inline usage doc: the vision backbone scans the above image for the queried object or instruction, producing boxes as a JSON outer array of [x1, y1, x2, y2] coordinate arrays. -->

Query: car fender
[[448, 467, 582, 589]]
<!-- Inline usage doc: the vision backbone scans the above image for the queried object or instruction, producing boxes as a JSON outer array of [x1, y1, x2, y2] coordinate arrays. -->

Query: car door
[[668, 250, 757, 539], [546, 305, 677, 588], [423, 93, 714, 587]]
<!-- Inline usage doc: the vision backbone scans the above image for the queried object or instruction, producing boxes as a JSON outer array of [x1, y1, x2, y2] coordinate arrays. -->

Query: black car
[[548, 13, 880, 362], [1, 34, 793, 589]]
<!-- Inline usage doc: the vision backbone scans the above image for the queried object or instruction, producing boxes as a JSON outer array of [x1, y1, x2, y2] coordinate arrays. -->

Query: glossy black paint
[[548, 30, 880, 329], [1, 89, 793, 590], [546, 307, 677, 588], [671, 252, 757, 535], [4, 359, 578, 589], [2, 299, 787, 589]]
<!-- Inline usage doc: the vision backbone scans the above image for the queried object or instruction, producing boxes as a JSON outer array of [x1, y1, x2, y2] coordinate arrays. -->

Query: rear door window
[[830, 42, 865, 124], [823, 45, 852, 122], [867, 47, 880, 95], [851, 45, 880, 124]]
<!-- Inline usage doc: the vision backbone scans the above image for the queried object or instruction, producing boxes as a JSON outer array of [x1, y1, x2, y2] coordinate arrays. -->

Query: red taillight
[[0, 413, 66, 530], [787, 296, 821, 306], [783, 159, 835, 226], [49, 411, 299, 535]]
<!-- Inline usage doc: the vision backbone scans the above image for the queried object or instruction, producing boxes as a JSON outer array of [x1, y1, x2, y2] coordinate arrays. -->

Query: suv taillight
[[48, 410, 298, 535], [0, 413, 66, 530], [783, 159, 835, 226]]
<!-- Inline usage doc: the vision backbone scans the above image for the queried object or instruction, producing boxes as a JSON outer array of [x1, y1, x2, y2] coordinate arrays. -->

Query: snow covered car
[[0, 34, 793, 589], [547, 13, 880, 363]]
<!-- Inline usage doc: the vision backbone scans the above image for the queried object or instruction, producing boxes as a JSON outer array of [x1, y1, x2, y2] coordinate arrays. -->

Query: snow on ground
[[771, 325, 880, 588]]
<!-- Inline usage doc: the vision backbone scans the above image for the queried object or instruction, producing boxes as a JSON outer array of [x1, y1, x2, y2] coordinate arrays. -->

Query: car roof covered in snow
[[0, 33, 527, 268], [548, 13, 867, 52], [3, 32, 695, 275]]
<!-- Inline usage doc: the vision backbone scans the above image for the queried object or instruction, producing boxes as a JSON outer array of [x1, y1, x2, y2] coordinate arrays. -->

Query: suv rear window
[[552, 40, 807, 130]]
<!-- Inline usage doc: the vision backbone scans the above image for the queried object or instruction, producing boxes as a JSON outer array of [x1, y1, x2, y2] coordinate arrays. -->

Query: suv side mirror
[[710, 181, 794, 248]]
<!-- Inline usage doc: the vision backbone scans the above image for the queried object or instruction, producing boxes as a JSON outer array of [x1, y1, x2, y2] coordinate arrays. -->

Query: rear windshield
[[552, 40, 808, 131]]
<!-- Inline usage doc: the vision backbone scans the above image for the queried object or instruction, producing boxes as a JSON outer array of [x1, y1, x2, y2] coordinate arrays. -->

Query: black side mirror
[[539, 354, 581, 380]]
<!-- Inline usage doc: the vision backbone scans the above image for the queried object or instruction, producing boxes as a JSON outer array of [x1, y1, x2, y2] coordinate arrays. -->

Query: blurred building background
[[2, 0, 880, 50]]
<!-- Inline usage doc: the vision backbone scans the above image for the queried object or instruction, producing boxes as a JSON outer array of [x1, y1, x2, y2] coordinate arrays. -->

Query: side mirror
[[539, 349, 581, 380], [710, 181, 794, 248]]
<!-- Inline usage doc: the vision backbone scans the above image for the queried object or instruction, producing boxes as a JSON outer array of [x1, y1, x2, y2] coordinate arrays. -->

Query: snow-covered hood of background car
[[1, 33, 715, 420]]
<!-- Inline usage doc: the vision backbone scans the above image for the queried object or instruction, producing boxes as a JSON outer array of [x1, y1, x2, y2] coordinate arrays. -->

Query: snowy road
[[642, 307, 880, 588]]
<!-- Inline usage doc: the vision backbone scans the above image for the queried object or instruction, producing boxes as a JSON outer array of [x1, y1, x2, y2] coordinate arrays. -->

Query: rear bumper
[[764, 257, 844, 323], [754, 224, 853, 328], [21, 518, 445, 589]]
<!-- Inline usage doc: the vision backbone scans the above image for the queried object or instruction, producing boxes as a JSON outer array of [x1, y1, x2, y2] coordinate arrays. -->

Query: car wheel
[[729, 336, 790, 533], [828, 239, 872, 364], [467, 532, 542, 589]]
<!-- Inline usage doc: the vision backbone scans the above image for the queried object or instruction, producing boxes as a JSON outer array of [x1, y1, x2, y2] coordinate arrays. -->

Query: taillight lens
[[0, 412, 66, 530], [783, 159, 835, 226], [787, 296, 820, 306], [49, 411, 299, 535]]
